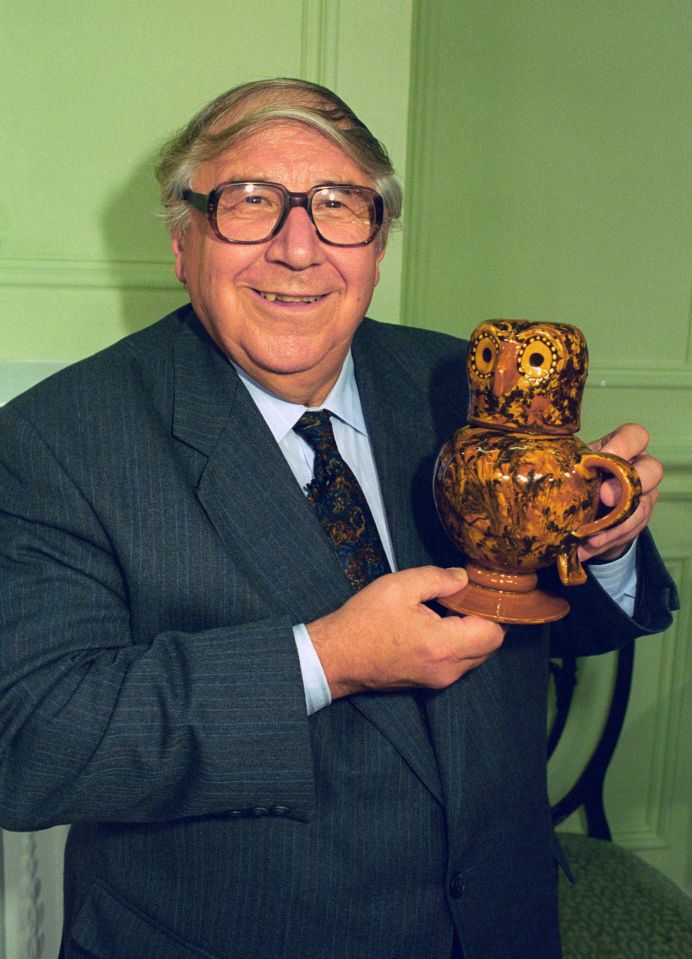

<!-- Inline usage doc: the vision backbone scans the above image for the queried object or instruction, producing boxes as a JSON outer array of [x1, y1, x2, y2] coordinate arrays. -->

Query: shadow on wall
[[101, 148, 188, 337]]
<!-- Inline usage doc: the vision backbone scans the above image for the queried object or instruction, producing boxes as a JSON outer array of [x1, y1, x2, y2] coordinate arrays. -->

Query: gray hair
[[155, 77, 402, 246]]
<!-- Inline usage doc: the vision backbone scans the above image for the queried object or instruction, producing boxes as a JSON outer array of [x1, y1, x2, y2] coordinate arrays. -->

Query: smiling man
[[0, 79, 677, 959], [173, 123, 385, 405]]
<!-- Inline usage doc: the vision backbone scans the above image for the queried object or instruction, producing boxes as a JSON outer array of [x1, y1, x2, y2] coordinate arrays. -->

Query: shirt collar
[[231, 352, 367, 444]]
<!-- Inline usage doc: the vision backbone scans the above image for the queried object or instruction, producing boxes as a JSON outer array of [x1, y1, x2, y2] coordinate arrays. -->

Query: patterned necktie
[[293, 409, 390, 591]]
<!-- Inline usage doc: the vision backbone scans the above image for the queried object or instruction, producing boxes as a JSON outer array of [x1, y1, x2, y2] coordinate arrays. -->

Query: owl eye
[[470, 335, 498, 377], [518, 337, 557, 379]]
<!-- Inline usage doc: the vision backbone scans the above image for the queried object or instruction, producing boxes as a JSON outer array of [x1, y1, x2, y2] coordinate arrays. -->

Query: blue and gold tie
[[293, 409, 390, 591]]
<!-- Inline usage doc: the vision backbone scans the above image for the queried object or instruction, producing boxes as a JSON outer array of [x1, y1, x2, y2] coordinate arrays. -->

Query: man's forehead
[[209, 90, 330, 133], [198, 122, 372, 187]]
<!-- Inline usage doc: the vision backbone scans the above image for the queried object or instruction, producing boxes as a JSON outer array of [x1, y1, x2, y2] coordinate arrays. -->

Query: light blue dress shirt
[[234, 354, 637, 715]]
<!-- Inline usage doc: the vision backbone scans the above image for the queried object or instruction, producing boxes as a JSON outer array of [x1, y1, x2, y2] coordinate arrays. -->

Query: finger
[[416, 617, 505, 688], [390, 565, 468, 604], [599, 452, 662, 507], [442, 613, 507, 654], [588, 422, 649, 461], [578, 492, 655, 561], [589, 498, 649, 546], [588, 429, 617, 452]]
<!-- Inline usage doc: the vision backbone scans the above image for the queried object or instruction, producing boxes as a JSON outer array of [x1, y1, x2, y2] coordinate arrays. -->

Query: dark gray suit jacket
[[0, 307, 677, 958]]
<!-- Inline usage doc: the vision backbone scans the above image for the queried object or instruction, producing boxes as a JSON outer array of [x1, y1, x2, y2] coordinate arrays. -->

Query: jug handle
[[571, 452, 642, 540]]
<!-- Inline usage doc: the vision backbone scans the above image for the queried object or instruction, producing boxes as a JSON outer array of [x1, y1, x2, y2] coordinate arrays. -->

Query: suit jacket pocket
[[65, 879, 219, 959]]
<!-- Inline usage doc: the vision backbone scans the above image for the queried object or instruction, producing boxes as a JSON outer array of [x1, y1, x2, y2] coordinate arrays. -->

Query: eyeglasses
[[182, 180, 384, 247]]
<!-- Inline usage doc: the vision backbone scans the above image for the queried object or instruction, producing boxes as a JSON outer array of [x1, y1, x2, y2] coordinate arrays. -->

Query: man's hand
[[579, 422, 662, 563], [307, 566, 505, 700]]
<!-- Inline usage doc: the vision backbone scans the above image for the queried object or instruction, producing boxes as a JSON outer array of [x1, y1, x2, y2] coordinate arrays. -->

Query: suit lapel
[[172, 314, 352, 623], [349, 322, 451, 802], [352, 322, 449, 573], [172, 313, 443, 803]]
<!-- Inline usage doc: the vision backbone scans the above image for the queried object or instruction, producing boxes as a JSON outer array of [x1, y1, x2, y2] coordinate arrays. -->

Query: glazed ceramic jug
[[433, 320, 641, 623]]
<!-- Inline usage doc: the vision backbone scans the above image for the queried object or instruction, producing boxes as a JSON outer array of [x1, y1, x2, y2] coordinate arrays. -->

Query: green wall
[[0, 0, 412, 381], [403, 0, 690, 448], [404, 0, 690, 889], [0, 4, 689, 943]]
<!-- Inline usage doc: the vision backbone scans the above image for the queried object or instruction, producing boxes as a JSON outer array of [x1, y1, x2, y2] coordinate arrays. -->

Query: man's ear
[[373, 239, 387, 286], [172, 233, 186, 284]]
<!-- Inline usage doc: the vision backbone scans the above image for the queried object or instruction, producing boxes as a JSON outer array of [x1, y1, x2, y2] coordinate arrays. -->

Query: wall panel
[[405, 0, 691, 889], [1, 0, 411, 364]]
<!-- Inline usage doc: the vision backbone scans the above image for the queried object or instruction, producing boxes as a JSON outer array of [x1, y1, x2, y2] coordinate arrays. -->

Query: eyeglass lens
[[214, 183, 378, 245]]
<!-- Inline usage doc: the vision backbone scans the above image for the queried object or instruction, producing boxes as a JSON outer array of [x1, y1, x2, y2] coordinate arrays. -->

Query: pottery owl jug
[[433, 319, 642, 623]]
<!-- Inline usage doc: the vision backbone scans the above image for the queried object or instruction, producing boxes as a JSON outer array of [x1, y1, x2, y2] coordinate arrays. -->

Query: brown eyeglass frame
[[182, 180, 384, 247]]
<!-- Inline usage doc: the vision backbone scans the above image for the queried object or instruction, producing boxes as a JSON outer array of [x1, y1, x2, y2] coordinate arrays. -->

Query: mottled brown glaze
[[435, 428, 641, 580], [467, 319, 588, 434], [434, 320, 642, 623]]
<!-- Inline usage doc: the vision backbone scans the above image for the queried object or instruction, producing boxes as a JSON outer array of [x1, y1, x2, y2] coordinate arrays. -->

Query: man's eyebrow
[[212, 177, 370, 189]]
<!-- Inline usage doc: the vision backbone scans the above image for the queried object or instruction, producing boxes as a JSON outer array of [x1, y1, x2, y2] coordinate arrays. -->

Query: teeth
[[259, 292, 321, 303]]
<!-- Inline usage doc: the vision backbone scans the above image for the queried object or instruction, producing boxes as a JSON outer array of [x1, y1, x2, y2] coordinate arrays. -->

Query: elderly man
[[0, 79, 677, 959]]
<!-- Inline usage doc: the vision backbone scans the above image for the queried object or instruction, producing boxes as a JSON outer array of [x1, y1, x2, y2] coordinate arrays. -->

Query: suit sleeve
[[548, 530, 679, 657], [0, 406, 316, 830]]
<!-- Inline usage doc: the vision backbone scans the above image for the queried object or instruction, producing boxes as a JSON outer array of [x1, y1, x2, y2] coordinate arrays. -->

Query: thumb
[[399, 565, 468, 603]]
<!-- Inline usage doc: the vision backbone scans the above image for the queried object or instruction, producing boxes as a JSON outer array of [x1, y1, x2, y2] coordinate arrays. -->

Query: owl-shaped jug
[[433, 319, 642, 623]]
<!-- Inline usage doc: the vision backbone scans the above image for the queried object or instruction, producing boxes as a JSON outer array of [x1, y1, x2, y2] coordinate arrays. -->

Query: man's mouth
[[256, 291, 324, 304]]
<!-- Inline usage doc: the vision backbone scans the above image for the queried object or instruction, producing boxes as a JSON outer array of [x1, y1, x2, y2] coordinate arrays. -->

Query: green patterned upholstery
[[558, 833, 692, 958]]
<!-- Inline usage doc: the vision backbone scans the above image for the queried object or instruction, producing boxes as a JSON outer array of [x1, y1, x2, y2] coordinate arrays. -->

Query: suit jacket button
[[270, 805, 291, 816], [227, 809, 243, 818], [250, 805, 269, 817], [449, 873, 465, 900]]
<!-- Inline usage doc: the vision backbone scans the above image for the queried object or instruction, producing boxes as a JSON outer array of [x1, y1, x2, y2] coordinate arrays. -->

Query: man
[[0, 79, 677, 958]]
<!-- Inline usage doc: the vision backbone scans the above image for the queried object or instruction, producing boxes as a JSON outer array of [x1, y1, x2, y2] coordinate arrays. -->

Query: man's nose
[[265, 206, 326, 268]]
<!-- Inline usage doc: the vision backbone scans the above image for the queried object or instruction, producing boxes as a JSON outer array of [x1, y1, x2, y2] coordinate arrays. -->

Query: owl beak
[[492, 342, 520, 396]]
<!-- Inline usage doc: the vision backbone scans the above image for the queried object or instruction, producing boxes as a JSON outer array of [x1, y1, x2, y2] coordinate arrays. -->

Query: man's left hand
[[578, 422, 662, 563]]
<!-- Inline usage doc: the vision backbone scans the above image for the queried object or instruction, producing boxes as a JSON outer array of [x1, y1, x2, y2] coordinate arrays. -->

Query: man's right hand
[[307, 566, 506, 700]]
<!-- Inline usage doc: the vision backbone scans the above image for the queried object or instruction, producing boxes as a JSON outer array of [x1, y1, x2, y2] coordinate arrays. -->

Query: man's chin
[[237, 348, 347, 405]]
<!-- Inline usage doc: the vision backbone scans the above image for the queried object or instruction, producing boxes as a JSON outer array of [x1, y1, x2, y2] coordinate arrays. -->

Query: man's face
[[173, 122, 386, 405]]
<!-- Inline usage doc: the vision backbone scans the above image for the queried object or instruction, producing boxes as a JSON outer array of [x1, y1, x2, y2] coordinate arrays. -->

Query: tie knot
[[293, 409, 338, 455]]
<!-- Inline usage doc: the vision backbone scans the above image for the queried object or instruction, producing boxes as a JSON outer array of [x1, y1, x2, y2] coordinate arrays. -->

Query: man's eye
[[314, 196, 345, 212], [219, 190, 279, 217], [316, 195, 367, 217]]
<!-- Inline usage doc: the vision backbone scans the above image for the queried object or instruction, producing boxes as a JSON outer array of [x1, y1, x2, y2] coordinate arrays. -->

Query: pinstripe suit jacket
[[0, 306, 676, 959]]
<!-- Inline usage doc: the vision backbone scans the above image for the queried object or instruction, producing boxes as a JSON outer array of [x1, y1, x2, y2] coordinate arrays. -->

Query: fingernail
[[448, 566, 467, 580]]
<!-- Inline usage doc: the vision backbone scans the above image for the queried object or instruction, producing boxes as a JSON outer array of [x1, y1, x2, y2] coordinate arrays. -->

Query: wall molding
[[658, 462, 692, 501], [584, 369, 692, 389], [556, 553, 690, 871], [18, 833, 44, 959], [300, 0, 340, 88], [644, 569, 680, 850], [609, 554, 690, 864], [613, 827, 669, 850], [0, 258, 177, 291], [1, 362, 692, 494], [399, 0, 437, 330], [641, 555, 689, 855], [1, 827, 67, 959], [2, 357, 690, 404]]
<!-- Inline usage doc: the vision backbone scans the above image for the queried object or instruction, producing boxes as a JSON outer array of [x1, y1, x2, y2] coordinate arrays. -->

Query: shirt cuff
[[587, 538, 638, 617], [293, 623, 332, 715]]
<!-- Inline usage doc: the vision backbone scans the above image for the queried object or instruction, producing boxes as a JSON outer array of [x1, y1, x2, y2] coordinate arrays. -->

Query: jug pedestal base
[[439, 564, 570, 624]]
